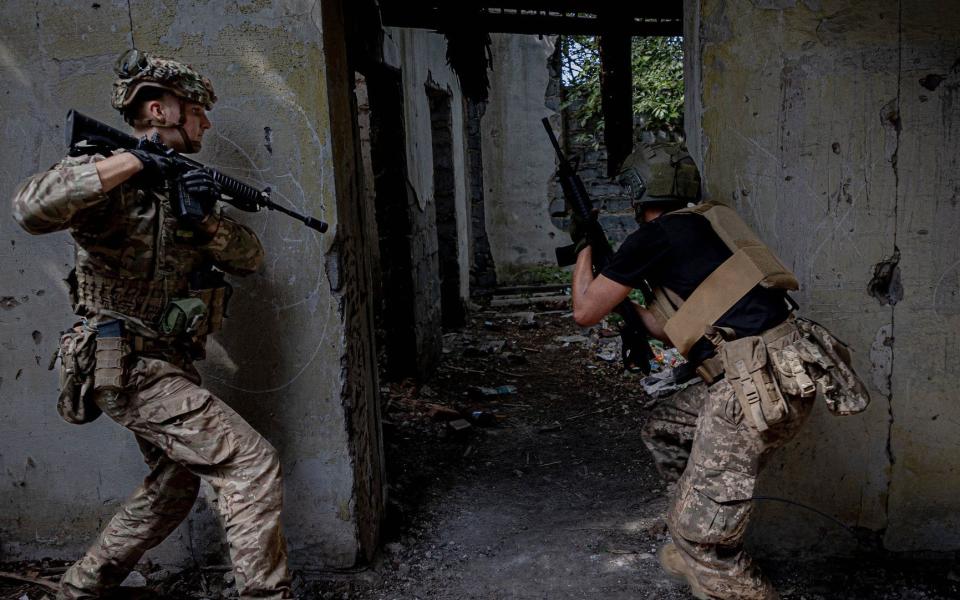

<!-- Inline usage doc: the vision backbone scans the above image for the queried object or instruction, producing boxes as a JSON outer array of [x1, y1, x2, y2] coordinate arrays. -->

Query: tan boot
[[658, 542, 780, 600], [657, 542, 710, 600]]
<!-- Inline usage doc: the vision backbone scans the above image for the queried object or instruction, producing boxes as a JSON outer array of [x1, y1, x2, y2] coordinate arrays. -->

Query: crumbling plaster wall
[[382, 26, 470, 373], [686, 0, 960, 551], [0, 0, 381, 569], [482, 34, 565, 279]]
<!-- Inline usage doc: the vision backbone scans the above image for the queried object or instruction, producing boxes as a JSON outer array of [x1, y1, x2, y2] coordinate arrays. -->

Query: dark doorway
[[365, 64, 419, 379], [426, 82, 466, 328]]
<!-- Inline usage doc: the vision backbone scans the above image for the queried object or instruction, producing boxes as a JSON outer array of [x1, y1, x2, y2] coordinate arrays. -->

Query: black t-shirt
[[601, 212, 791, 365]]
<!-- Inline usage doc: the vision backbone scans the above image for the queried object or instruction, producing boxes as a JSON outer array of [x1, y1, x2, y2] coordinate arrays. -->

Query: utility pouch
[[52, 322, 101, 424], [159, 297, 208, 337], [769, 345, 817, 399], [718, 336, 789, 432], [794, 319, 870, 416], [93, 319, 128, 393], [189, 285, 230, 335]]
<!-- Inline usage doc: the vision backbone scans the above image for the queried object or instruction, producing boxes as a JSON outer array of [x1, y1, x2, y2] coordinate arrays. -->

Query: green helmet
[[618, 142, 701, 217], [111, 48, 217, 113]]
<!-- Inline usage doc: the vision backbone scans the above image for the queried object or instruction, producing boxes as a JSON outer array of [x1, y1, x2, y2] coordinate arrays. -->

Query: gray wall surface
[[686, 0, 960, 552], [0, 0, 380, 569], [482, 34, 565, 279]]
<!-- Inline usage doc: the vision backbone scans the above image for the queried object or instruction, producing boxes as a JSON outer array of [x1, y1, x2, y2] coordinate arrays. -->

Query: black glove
[[127, 138, 179, 189], [174, 169, 220, 225], [568, 209, 597, 254]]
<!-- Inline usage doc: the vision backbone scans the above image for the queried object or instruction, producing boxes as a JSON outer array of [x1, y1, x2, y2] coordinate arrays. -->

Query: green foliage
[[502, 265, 572, 286], [559, 35, 684, 137]]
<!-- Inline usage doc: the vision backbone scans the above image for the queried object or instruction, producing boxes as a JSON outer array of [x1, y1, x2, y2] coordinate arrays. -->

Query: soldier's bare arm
[[571, 246, 632, 326]]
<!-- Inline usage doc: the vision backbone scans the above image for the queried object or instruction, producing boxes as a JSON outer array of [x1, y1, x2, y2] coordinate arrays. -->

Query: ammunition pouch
[[53, 322, 101, 424], [719, 335, 790, 432]]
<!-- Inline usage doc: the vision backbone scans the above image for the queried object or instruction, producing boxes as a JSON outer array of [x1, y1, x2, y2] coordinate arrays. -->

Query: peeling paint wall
[[686, 0, 960, 551], [381, 26, 471, 376], [482, 34, 565, 278], [0, 0, 380, 568]]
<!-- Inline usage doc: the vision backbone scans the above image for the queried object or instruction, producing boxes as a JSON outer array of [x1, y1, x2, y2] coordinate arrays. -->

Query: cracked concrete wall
[[482, 34, 565, 279], [686, 0, 960, 552], [0, 0, 381, 569]]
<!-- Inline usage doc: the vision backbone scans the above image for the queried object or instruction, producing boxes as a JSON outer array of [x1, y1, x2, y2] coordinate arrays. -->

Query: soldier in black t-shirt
[[569, 143, 812, 600]]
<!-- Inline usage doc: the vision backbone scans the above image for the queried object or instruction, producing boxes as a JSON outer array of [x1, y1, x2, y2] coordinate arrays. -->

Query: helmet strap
[[131, 98, 195, 153]]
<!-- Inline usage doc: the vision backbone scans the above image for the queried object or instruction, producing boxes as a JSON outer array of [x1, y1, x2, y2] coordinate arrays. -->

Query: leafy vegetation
[[559, 35, 684, 137]]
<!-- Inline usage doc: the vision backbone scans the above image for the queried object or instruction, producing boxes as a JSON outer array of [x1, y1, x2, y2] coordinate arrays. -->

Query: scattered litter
[[554, 334, 590, 345], [0, 571, 60, 592], [425, 403, 461, 422], [648, 340, 685, 371], [468, 385, 517, 399], [464, 339, 506, 356], [447, 419, 472, 433], [596, 345, 619, 362], [640, 368, 702, 399], [470, 411, 499, 427], [121, 571, 147, 587]]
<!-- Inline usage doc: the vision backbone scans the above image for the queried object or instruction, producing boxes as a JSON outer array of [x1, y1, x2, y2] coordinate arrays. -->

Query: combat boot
[[658, 542, 710, 599], [658, 542, 780, 600]]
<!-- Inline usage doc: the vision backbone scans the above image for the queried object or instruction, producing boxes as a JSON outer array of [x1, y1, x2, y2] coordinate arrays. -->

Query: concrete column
[[0, 0, 382, 569], [685, 0, 960, 552]]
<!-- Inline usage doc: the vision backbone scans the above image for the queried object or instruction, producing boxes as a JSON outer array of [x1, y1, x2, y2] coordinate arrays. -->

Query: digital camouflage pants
[[642, 377, 813, 599], [58, 356, 292, 600]]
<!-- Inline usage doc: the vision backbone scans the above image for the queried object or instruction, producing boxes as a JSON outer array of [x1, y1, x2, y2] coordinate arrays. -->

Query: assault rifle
[[543, 117, 654, 374], [65, 110, 328, 233]]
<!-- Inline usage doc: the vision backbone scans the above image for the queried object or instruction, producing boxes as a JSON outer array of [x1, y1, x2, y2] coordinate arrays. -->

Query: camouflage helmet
[[111, 48, 217, 113], [618, 142, 700, 213]]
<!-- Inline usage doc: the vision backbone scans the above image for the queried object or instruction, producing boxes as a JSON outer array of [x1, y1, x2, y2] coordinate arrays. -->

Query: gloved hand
[[568, 209, 597, 254], [174, 168, 220, 226], [127, 137, 179, 189]]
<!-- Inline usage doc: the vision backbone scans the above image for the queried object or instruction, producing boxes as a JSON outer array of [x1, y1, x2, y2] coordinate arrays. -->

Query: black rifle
[[543, 117, 654, 374], [65, 110, 328, 233]]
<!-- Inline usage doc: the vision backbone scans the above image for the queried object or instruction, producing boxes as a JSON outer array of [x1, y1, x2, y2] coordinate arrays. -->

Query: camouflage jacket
[[12, 153, 263, 329]]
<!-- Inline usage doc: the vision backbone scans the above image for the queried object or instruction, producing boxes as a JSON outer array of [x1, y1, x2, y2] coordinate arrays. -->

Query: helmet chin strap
[[133, 98, 197, 153]]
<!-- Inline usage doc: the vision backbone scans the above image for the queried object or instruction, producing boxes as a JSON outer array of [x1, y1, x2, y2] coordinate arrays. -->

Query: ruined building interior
[[1, 0, 959, 598]]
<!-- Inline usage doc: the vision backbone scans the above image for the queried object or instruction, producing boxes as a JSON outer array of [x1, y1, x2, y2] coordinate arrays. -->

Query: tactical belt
[[76, 269, 182, 324], [695, 316, 797, 385]]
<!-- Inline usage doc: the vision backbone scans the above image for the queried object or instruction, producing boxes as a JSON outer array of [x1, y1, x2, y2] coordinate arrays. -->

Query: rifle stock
[[66, 110, 328, 233], [542, 117, 654, 373]]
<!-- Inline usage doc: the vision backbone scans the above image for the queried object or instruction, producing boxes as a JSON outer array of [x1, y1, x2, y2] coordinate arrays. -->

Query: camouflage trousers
[[642, 378, 813, 599], [59, 356, 292, 600]]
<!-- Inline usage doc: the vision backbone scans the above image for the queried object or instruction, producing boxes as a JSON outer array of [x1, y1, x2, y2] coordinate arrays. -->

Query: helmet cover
[[112, 48, 217, 112]]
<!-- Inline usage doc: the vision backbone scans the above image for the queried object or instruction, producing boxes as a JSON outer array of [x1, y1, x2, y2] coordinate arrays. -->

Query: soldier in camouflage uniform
[[569, 144, 820, 600], [12, 49, 293, 599]]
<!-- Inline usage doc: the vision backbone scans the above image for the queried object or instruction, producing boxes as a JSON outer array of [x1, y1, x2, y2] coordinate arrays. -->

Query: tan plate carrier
[[646, 202, 799, 358]]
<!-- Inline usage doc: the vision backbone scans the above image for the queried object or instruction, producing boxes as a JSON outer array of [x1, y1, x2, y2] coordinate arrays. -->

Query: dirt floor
[[3, 300, 959, 599]]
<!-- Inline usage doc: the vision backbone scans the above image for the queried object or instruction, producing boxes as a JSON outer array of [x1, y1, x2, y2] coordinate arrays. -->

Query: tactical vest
[[645, 201, 799, 357]]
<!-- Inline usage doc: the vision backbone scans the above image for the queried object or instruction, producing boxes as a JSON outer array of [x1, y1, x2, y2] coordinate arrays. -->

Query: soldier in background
[[568, 143, 867, 599], [12, 49, 293, 599]]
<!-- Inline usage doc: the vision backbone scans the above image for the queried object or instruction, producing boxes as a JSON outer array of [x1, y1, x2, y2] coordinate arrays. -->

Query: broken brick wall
[[686, 0, 960, 552], [0, 0, 382, 569]]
